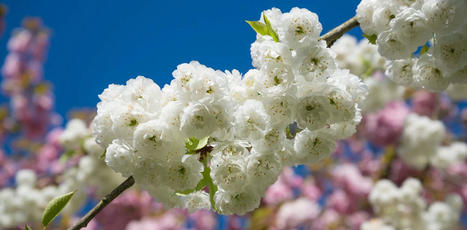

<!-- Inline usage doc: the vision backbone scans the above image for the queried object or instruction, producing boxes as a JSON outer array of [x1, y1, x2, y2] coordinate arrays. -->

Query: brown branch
[[67, 176, 135, 230], [373, 146, 397, 182], [320, 16, 359, 47]]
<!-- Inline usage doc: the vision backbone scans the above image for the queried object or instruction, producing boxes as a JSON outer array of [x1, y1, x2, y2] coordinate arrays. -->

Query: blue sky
[[0, 0, 362, 118]]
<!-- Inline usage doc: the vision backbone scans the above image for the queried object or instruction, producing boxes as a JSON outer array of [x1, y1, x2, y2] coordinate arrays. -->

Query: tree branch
[[373, 146, 396, 182], [67, 176, 135, 230], [320, 16, 359, 47]]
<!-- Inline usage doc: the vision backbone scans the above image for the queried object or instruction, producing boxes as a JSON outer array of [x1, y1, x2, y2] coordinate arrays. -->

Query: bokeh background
[[0, 0, 361, 118]]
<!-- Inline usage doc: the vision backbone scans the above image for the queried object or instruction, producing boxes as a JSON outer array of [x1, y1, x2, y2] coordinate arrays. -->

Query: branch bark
[[67, 176, 135, 230], [320, 16, 359, 47]]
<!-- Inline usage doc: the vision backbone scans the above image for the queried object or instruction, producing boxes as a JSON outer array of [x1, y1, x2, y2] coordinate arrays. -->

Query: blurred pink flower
[[412, 90, 438, 117], [7, 30, 32, 53], [332, 163, 373, 196], [300, 180, 321, 201], [326, 190, 352, 214], [363, 101, 409, 146], [188, 210, 216, 230], [347, 211, 369, 230], [310, 209, 342, 230], [126, 213, 183, 230], [264, 179, 294, 205], [274, 198, 320, 229]]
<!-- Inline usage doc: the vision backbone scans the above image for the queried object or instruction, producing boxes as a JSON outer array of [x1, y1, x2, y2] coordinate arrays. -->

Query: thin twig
[[320, 16, 359, 47], [373, 146, 397, 182], [67, 176, 135, 230]]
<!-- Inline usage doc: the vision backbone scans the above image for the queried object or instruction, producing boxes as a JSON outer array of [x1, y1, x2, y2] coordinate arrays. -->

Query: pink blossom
[[326, 190, 352, 214], [412, 90, 438, 117], [347, 211, 369, 230], [1, 53, 24, 79], [280, 168, 303, 188], [264, 179, 294, 205], [310, 209, 342, 230], [7, 30, 32, 53], [300, 180, 321, 201], [363, 101, 409, 146], [274, 198, 320, 229], [389, 159, 421, 184], [188, 210, 216, 230], [332, 163, 373, 196], [126, 213, 183, 230], [358, 152, 381, 176]]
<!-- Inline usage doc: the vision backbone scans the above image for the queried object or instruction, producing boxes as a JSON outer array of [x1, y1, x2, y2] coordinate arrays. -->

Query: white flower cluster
[[361, 220, 395, 230], [92, 8, 367, 215], [58, 119, 123, 214], [446, 84, 467, 101], [0, 119, 124, 228], [360, 75, 404, 113], [366, 178, 462, 230], [59, 119, 90, 150], [357, 0, 467, 91], [399, 113, 467, 170], [0, 170, 57, 228], [331, 35, 385, 77], [332, 35, 404, 112]]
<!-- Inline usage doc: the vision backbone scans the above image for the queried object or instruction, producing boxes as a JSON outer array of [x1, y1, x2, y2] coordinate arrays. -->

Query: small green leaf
[[246, 20, 268, 36], [363, 34, 377, 45], [42, 191, 75, 227], [263, 14, 279, 42], [185, 137, 199, 151], [176, 175, 209, 195], [99, 149, 106, 160], [195, 136, 209, 151], [25, 225, 32, 230], [420, 44, 429, 55], [246, 14, 279, 42]]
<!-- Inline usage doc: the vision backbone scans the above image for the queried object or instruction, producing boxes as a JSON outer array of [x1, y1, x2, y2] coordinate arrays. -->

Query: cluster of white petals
[[365, 178, 462, 230], [92, 8, 367, 215], [331, 35, 385, 77], [357, 0, 467, 91], [0, 170, 57, 228], [399, 113, 467, 169], [0, 121, 123, 227], [332, 35, 404, 112], [59, 119, 124, 214]]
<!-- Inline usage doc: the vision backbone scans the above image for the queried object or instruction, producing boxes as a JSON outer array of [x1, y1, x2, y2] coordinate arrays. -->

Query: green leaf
[[263, 14, 279, 42], [246, 14, 279, 42], [42, 191, 75, 227], [195, 136, 209, 151], [25, 225, 32, 230], [185, 136, 210, 153], [420, 44, 429, 55], [363, 34, 377, 45], [246, 20, 268, 36], [99, 149, 106, 160], [176, 175, 209, 195], [185, 137, 199, 152]]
